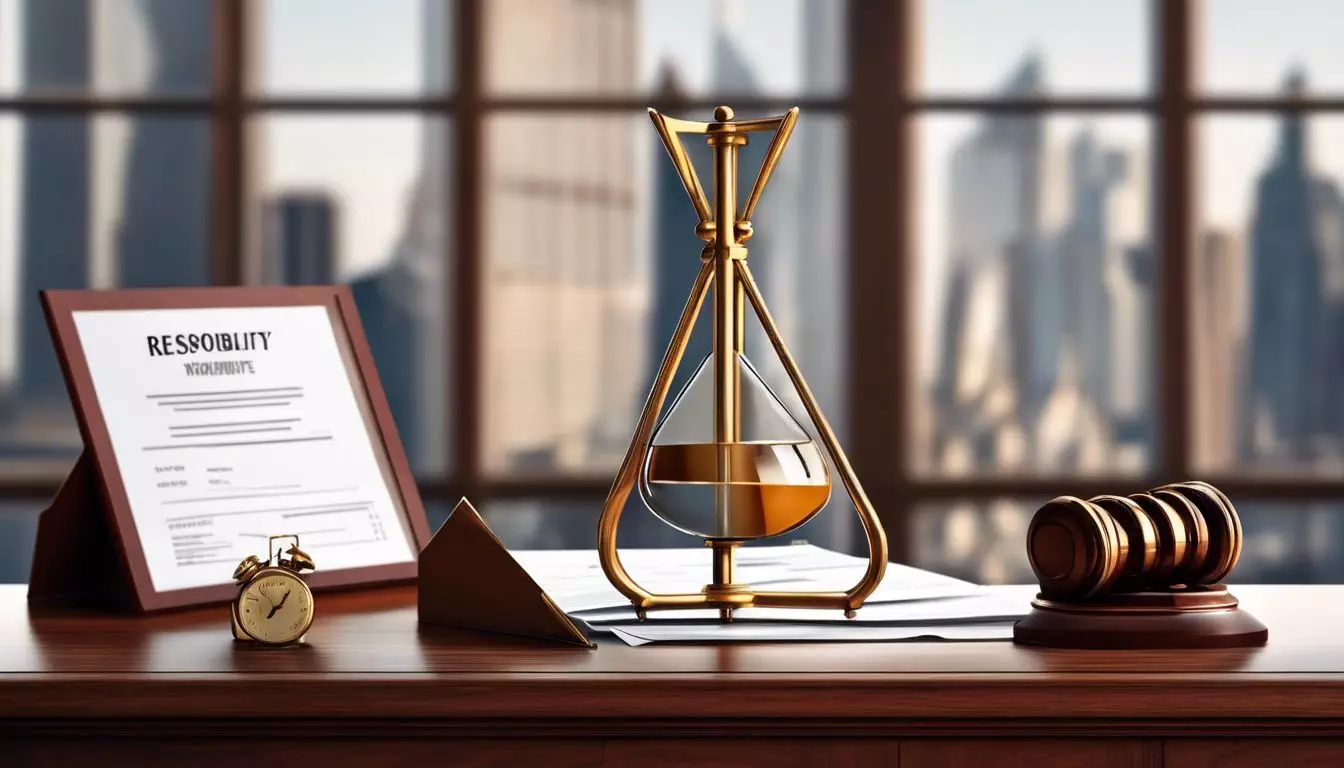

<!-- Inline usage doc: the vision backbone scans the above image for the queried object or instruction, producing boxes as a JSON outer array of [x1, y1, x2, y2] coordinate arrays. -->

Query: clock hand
[[266, 590, 291, 619]]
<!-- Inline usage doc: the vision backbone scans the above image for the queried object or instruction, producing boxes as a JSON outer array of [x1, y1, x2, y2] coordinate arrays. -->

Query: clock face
[[237, 570, 313, 645]]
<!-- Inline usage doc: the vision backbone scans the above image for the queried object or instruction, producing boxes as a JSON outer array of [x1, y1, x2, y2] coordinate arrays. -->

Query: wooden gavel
[[1027, 481, 1243, 600]]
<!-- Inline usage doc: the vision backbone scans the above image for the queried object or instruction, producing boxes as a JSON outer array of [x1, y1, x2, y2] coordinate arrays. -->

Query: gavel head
[[1026, 481, 1243, 601]]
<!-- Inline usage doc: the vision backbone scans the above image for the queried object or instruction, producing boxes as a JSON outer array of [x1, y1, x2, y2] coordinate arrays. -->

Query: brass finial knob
[[713, 105, 734, 122]]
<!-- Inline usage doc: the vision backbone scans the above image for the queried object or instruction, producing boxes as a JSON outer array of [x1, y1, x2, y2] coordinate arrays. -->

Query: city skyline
[[1228, 70, 1344, 469], [924, 54, 1152, 476], [4, 1, 1344, 480], [2, 0, 210, 468], [2, 2, 1344, 580]]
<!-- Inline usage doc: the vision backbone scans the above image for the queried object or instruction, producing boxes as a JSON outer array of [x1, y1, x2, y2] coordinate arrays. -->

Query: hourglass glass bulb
[[639, 353, 831, 540]]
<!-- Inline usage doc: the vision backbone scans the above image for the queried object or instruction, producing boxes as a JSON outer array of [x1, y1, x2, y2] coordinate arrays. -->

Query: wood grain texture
[[901, 739, 1161, 768], [826, 740, 903, 767], [602, 740, 833, 768], [3, 737, 900, 768], [2, 585, 1344, 738], [1165, 740, 1344, 768], [6, 739, 605, 768]]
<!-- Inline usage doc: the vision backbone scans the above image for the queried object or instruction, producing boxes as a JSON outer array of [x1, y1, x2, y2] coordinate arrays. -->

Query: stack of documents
[[511, 544, 1028, 647]]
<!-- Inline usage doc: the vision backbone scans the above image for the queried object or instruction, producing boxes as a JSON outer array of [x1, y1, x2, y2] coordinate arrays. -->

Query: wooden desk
[[2, 584, 1343, 767]]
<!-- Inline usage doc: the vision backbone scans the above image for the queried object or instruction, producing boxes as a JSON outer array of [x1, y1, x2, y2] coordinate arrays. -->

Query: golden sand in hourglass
[[640, 355, 831, 540]]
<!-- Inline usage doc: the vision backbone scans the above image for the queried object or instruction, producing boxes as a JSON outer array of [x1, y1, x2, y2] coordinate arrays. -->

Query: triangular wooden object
[[28, 451, 138, 611], [418, 498, 593, 648]]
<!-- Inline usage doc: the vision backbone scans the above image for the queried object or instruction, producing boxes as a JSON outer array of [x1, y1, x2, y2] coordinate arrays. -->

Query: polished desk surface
[[2, 582, 1343, 729]]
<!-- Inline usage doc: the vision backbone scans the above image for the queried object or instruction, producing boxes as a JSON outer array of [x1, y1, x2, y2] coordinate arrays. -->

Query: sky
[[4, 0, 1344, 382], [921, 0, 1150, 95], [254, 0, 815, 285]]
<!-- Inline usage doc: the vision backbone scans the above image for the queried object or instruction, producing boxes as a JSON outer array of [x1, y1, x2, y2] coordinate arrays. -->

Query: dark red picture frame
[[31, 286, 432, 612]]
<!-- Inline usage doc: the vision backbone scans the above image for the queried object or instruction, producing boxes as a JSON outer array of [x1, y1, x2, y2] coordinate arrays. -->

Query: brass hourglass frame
[[597, 105, 888, 621]]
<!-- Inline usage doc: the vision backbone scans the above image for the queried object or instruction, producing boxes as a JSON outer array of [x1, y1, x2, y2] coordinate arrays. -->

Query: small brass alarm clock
[[231, 535, 316, 646]]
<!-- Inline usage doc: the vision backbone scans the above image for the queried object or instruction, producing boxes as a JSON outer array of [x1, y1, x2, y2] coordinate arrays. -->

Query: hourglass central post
[[708, 107, 748, 618]]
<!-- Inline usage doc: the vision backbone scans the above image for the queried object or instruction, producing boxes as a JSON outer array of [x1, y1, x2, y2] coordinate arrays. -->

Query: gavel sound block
[[1013, 481, 1269, 649]]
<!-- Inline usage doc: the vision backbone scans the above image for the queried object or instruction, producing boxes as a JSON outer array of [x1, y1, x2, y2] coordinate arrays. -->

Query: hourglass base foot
[[625, 589, 864, 622], [1013, 585, 1268, 649]]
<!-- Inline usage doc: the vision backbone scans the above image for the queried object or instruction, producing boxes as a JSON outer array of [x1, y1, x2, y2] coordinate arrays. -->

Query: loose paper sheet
[[514, 544, 982, 615], [576, 586, 1031, 626], [510, 544, 1028, 646], [606, 622, 1017, 646]]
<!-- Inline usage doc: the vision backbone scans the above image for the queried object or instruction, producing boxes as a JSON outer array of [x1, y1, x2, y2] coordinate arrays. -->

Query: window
[[1, 1, 1341, 585]]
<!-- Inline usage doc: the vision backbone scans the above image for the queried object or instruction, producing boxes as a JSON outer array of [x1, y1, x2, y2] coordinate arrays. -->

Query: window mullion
[[1157, 0, 1195, 479], [848, 0, 914, 560], [209, 0, 246, 286], [451, 0, 485, 497]]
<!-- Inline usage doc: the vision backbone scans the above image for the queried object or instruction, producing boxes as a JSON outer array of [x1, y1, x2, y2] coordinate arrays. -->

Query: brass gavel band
[[1150, 487, 1210, 585], [1129, 492, 1187, 585], [1027, 482, 1244, 600], [1090, 495, 1156, 592], [1159, 481, 1239, 585]]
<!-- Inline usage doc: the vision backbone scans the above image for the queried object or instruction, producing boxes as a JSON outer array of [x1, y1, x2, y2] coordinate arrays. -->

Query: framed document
[[30, 286, 432, 612]]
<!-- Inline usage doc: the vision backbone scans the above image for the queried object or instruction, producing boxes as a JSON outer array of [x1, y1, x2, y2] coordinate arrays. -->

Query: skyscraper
[[646, 6, 789, 399], [17, 0, 91, 412], [1196, 230, 1243, 468], [263, 193, 339, 285], [709, 7, 799, 366], [797, 0, 846, 434], [792, 0, 853, 550], [350, 0, 452, 473], [350, 182, 441, 472], [11, 0, 208, 461], [644, 3, 855, 549], [1115, 242, 1154, 455], [1242, 71, 1337, 462], [934, 56, 1045, 470], [647, 1, 808, 409], [116, 0, 211, 288], [1061, 129, 1127, 424], [932, 57, 1146, 473], [648, 64, 710, 399], [479, 0, 639, 472]]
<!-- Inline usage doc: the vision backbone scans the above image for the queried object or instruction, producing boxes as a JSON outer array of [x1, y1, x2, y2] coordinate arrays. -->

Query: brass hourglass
[[597, 106, 888, 621]]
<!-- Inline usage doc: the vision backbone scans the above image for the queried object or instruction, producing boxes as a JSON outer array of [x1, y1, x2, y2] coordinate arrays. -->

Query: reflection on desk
[[2, 584, 1344, 766]]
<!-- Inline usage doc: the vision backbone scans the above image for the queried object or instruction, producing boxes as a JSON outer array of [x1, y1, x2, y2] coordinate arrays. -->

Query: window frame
[[3, 0, 1344, 564]]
